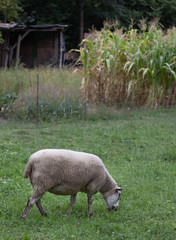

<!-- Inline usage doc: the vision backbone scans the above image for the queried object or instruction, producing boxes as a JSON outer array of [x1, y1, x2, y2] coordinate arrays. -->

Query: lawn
[[0, 108, 176, 240]]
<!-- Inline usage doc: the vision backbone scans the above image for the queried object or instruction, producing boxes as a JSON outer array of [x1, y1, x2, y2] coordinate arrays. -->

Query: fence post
[[36, 73, 39, 128], [84, 88, 87, 121]]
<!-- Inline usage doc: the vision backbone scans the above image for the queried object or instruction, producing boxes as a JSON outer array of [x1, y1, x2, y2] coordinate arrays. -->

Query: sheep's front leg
[[36, 199, 48, 217], [87, 194, 93, 218], [66, 193, 77, 215]]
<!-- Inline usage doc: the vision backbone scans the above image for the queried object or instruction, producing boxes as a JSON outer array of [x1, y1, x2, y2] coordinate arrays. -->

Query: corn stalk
[[78, 21, 176, 108]]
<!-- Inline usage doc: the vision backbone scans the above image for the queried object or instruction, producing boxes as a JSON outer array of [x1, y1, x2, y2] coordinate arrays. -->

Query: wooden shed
[[0, 23, 67, 68]]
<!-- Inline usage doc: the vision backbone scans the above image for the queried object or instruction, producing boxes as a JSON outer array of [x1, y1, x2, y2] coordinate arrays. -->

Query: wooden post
[[9, 46, 13, 66], [2, 31, 9, 68], [83, 76, 87, 121], [84, 88, 87, 121], [12, 30, 31, 51], [4, 48, 9, 68], [59, 31, 63, 68], [36, 73, 39, 128], [16, 34, 21, 65], [54, 31, 59, 65]]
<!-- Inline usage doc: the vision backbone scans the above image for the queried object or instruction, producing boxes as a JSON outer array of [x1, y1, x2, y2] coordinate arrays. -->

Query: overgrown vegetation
[[0, 109, 176, 239], [0, 67, 82, 119], [80, 20, 176, 108], [1, 21, 176, 119]]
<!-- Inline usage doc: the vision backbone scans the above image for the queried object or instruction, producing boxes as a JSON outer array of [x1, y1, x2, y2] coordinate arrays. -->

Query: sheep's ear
[[115, 187, 122, 193]]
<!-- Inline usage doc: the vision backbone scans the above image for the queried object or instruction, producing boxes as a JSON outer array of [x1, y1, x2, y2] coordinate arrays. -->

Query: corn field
[[79, 20, 176, 108]]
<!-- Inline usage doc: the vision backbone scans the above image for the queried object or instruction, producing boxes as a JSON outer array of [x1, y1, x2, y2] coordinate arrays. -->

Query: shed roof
[[0, 23, 18, 29], [0, 23, 67, 31]]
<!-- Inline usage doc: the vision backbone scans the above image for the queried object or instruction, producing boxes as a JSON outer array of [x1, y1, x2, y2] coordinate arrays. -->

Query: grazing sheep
[[20, 149, 122, 219]]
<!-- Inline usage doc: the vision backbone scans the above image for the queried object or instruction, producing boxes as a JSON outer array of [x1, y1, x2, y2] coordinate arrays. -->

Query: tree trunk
[[80, 0, 85, 43]]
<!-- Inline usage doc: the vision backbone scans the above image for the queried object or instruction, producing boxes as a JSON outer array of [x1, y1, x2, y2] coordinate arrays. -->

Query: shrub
[[0, 92, 18, 118]]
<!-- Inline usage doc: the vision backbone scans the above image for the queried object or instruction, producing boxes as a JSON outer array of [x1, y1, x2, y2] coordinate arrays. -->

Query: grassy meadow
[[0, 21, 176, 239], [0, 108, 176, 240]]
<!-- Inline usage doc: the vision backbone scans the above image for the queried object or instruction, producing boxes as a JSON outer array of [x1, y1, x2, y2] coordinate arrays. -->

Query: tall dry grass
[[0, 66, 81, 95], [79, 20, 176, 108], [0, 67, 82, 119]]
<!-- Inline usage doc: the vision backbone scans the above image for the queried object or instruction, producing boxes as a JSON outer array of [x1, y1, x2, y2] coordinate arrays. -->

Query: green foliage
[[0, 0, 23, 22], [0, 109, 176, 239], [121, 0, 176, 29], [0, 0, 175, 48], [79, 22, 176, 107], [0, 92, 18, 116], [16, 0, 176, 49]]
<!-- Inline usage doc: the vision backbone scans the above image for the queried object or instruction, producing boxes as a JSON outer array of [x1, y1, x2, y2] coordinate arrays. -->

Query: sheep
[[20, 149, 122, 219]]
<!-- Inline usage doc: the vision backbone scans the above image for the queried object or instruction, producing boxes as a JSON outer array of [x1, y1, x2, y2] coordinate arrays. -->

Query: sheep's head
[[103, 187, 122, 211]]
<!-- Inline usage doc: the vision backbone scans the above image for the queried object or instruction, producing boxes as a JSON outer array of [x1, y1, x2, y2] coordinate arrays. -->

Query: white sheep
[[20, 149, 122, 219]]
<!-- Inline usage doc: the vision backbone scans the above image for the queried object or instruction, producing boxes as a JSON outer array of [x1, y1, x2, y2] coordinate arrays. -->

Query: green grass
[[0, 108, 176, 240], [0, 67, 81, 95]]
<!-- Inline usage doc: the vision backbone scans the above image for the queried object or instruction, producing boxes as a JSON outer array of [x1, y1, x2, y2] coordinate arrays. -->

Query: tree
[[18, 0, 124, 48], [119, 0, 176, 28], [0, 0, 23, 23], [4, 0, 176, 49], [80, 0, 85, 43]]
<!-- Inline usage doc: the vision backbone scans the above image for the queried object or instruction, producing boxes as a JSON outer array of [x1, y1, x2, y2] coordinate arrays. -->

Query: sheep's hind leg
[[87, 194, 93, 218], [20, 196, 40, 219], [36, 199, 48, 217], [66, 193, 77, 215], [20, 191, 44, 220]]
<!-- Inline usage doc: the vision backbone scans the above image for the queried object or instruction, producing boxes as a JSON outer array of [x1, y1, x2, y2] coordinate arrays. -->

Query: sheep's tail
[[24, 161, 32, 178]]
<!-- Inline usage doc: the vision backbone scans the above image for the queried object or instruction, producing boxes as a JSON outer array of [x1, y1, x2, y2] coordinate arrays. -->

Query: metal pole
[[84, 88, 87, 121], [36, 73, 39, 128]]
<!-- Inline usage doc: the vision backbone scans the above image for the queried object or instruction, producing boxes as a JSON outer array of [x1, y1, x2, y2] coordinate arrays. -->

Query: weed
[[0, 92, 18, 117]]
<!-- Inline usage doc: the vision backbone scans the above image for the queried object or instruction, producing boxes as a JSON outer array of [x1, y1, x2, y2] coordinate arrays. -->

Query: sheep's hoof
[[88, 213, 93, 218], [43, 213, 48, 217], [19, 215, 26, 220], [66, 210, 71, 215]]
